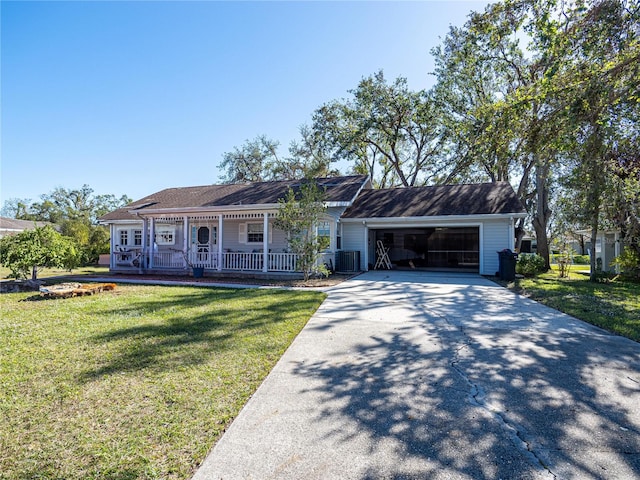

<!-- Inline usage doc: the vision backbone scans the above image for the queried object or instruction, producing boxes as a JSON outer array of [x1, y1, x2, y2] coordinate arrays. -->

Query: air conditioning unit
[[335, 250, 361, 272]]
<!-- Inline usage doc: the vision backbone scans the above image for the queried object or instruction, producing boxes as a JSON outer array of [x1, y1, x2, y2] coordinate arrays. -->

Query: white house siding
[[481, 218, 513, 276], [341, 222, 367, 270], [220, 218, 286, 252]]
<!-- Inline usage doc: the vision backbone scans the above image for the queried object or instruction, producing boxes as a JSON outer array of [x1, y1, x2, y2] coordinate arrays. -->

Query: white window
[[133, 229, 143, 246], [118, 229, 129, 246], [247, 223, 263, 243], [318, 222, 331, 248], [155, 226, 175, 245]]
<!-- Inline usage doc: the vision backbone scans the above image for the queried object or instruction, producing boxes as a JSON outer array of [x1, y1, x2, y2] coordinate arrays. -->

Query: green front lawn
[[508, 268, 640, 342], [0, 284, 326, 479], [0, 265, 110, 280]]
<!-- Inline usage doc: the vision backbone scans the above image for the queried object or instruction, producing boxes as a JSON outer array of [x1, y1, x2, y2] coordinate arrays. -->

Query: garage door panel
[[373, 227, 479, 272]]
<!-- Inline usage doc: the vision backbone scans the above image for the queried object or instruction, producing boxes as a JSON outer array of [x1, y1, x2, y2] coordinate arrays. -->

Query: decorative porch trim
[[222, 211, 278, 219], [150, 217, 184, 224]]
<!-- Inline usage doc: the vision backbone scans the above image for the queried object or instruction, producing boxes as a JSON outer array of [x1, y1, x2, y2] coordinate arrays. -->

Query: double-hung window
[[317, 221, 330, 249], [247, 223, 263, 243], [133, 230, 143, 247], [119, 230, 129, 246], [155, 226, 175, 245]]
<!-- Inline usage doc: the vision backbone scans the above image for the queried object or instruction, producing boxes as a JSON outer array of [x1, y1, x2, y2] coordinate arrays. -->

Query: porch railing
[[223, 252, 262, 271], [112, 250, 299, 272], [154, 251, 187, 269], [187, 251, 218, 269], [267, 252, 298, 272], [217, 252, 300, 271]]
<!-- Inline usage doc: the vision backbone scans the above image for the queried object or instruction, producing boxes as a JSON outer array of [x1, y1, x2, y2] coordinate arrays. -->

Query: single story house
[[0, 217, 52, 239], [98, 175, 526, 276]]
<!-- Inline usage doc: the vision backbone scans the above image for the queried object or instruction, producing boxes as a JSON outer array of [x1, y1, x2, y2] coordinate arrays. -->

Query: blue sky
[[1, 0, 491, 206]]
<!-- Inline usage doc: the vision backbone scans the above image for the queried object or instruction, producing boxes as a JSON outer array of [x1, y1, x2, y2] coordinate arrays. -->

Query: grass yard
[[0, 284, 326, 479], [508, 267, 640, 342], [0, 265, 110, 280]]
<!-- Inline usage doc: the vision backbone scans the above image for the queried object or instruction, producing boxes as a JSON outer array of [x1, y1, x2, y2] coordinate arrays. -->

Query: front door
[[197, 226, 210, 262], [191, 225, 215, 266]]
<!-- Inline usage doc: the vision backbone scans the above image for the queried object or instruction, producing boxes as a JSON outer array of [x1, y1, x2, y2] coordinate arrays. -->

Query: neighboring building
[[98, 175, 527, 276], [576, 230, 625, 272], [0, 217, 51, 238]]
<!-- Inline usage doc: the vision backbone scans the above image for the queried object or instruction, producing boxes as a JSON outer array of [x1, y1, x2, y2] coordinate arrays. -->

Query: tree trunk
[[532, 162, 552, 270], [589, 226, 598, 282], [515, 218, 526, 252], [31, 266, 38, 281]]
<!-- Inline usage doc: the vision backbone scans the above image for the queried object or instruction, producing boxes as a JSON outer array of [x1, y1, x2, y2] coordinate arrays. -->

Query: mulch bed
[[65, 272, 359, 288], [39, 282, 117, 298]]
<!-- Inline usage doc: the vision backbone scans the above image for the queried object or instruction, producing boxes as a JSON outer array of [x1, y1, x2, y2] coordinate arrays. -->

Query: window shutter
[[269, 224, 273, 243], [239, 223, 246, 244]]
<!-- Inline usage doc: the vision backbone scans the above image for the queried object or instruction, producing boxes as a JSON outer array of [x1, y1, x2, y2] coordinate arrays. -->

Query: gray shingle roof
[[99, 175, 370, 222], [342, 182, 525, 218], [0, 217, 52, 231]]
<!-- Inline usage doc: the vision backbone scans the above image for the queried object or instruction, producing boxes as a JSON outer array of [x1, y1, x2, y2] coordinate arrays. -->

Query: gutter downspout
[[363, 221, 368, 271], [509, 217, 515, 252]]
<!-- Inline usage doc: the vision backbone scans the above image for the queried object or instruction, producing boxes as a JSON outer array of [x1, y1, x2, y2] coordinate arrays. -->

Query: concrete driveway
[[193, 271, 640, 480]]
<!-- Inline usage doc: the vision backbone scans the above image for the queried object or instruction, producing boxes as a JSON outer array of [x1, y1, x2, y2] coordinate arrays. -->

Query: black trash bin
[[497, 249, 518, 281]]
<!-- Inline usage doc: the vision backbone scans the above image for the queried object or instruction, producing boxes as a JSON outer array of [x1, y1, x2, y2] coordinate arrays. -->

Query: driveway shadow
[[291, 272, 640, 479]]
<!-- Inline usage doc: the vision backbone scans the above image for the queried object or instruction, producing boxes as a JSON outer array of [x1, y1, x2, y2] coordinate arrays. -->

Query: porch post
[[141, 217, 148, 270], [218, 214, 223, 271], [262, 213, 268, 272], [149, 217, 155, 269], [183, 216, 189, 269], [109, 224, 115, 270]]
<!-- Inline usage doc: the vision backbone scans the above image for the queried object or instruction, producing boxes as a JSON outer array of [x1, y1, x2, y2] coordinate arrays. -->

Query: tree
[[274, 125, 341, 180], [4, 185, 132, 224], [0, 225, 80, 280], [2, 186, 131, 265], [219, 130, 339, 184], [545, 0, 640, 280], [273, 181, 329, 282], [430, 0, 571, 265], [429, 0, 639, 273], [312, 71, 448, 188], [219, 135, 281, 183], [0, 198, 31, 219]]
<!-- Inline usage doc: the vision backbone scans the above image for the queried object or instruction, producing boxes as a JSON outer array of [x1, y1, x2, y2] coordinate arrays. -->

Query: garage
[[370, 226, 479, 271], [339, 182, 528, 276]]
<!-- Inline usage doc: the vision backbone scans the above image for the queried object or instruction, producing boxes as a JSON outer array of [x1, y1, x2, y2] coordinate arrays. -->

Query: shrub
[[612, 249, 640, 281], [516, 253, 547, 277], [556, 249, 573, 278], [573, 254, 590, 264]]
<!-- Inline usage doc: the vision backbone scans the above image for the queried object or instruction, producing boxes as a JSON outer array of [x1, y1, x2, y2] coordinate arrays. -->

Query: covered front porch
[[109, 210, 304, 275]]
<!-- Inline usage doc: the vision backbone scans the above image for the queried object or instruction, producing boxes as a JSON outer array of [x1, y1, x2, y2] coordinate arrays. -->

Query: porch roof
[[342, 182, 526, 219], [99, 175, 370, 222]]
